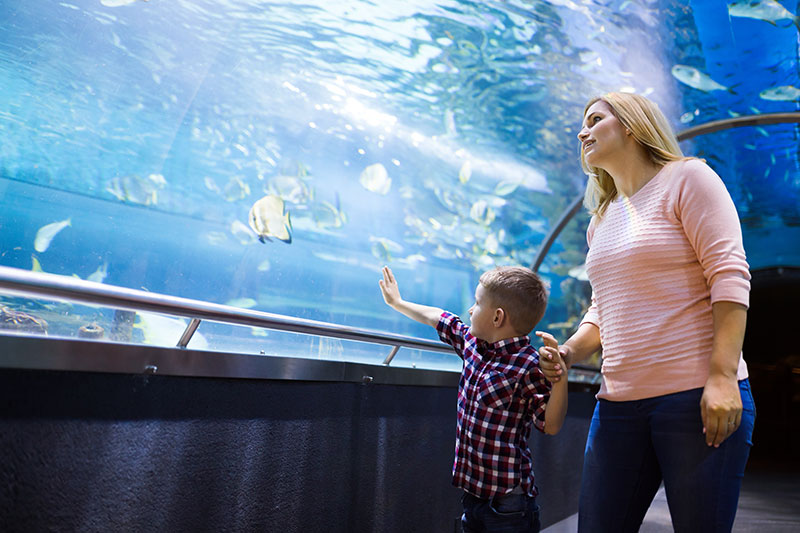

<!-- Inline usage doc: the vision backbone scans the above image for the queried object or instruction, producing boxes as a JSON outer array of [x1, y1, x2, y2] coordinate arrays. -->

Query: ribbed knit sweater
[[582, 159, 750, 401]]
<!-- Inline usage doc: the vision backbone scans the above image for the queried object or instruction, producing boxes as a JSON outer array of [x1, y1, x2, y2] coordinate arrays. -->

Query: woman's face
[[578, 100, 629, 169]]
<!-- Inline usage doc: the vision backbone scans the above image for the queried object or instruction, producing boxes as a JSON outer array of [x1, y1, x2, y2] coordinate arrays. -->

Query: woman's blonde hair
[[581, 92, 686, 217]]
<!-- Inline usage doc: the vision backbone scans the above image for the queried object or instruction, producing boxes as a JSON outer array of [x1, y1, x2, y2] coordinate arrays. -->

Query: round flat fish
[[248, 194, 292, 244]]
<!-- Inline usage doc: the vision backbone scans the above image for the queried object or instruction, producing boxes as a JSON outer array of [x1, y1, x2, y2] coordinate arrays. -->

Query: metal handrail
[[530, 112, 800, 272], [0, 266, 454, 363]]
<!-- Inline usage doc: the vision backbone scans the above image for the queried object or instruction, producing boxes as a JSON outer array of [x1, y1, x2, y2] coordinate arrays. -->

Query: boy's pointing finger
[[535, 331, 558, 349]]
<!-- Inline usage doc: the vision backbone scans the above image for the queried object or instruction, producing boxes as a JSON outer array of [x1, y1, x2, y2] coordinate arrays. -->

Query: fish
[[31, 256, 44, 272], [444, 109, 457, 136], [205, 231, 228, 246], [224, 176, 251, 202], [484, 233, 500, 255], [100, 0, 137, 6], [34, 218, 71, 252], [459, 160, 472, 184], [359, 163, 391, 195], [728, 0, 800, 29], [225, 297, 257, 309], [670, 65, 733, 93], [248, 194, 292, 244], [394, 254, 427, 267], [106, 174, 165, 205], [312, 198, 347, 230], [568, 263, 589, 281], [759, 85, 800, 101], [494, 179, 521, 196], [204, 177, 221, 193], [87, 262, 108, 283], [257, 259, 271, 272], [268, 175, 313, 204], [370, 236, 403, 262], [469, 200, 496, 225]]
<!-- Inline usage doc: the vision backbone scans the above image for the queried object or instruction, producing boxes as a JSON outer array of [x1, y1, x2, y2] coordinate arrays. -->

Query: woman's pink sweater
[[582, 159, 750, 401]]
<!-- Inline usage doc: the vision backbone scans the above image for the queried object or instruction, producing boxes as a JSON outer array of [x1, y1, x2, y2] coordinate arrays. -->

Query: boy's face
[[468, 283, 496, 341]]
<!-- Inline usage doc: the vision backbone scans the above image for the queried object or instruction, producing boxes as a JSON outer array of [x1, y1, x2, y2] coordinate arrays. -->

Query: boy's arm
[[379, 266, 442, 327], [543, 361, 568, 435], [539, 334, 568, 435]]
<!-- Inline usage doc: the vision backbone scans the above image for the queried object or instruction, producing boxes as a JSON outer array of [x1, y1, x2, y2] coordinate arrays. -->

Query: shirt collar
[[481, 334, 531, 357]]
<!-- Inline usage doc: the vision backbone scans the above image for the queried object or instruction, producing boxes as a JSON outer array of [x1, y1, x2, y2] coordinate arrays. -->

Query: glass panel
[[681, 123, 800, 271], [1, 1, 797, 372], [389, 346, 462, 372], [0, 294, 136, 342]]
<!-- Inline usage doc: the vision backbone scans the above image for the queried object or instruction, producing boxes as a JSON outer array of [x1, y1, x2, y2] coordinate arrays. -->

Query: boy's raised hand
[[379, 266, 402, 307], [379, 266, 443, 327]]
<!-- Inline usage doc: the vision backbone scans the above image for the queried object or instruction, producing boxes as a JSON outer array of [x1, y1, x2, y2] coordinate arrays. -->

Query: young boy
[[379, 265, 567, 533]]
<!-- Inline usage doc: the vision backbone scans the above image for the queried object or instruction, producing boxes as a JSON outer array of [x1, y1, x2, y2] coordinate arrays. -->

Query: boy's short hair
[[479, 266, 548, 335]]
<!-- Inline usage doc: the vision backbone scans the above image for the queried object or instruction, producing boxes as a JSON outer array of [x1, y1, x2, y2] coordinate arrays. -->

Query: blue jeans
[[578, 379, 756, 533], [462, 490, 541, 533]]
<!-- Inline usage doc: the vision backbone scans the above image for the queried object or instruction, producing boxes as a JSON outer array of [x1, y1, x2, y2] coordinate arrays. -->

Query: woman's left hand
[[700, 373, 742, 447]]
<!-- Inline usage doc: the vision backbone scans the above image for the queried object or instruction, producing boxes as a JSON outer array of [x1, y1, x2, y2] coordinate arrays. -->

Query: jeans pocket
[[489, 493, 527, 517], [741, 379, 756, 418]]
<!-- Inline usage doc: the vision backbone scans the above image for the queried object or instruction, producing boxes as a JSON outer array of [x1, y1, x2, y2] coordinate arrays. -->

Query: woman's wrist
[[560, 344, 575, 369]]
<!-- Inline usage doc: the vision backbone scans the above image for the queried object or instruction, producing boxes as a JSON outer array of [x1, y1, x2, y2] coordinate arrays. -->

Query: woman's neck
[[606, 149, 663, 198]]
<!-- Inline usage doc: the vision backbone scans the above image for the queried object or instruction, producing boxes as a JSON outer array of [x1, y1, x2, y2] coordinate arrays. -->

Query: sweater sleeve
[[673, 160, 750, 307], [579, 215, 600, 327]]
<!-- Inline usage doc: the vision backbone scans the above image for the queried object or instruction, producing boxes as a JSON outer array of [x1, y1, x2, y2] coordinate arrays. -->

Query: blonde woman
[[539, 92, 755, 532]]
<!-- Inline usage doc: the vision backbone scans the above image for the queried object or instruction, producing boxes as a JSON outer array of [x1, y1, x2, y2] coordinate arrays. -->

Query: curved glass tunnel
[[1, 0, 799, 417], [2, 0, 798, 371]]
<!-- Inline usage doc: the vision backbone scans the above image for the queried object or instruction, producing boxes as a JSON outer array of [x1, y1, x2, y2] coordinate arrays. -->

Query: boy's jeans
[[461, 490, 541, 533], [578, 379, 756, 533]]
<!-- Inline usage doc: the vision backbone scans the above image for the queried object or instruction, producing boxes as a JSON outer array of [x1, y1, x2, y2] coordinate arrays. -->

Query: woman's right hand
[[536, 331, 572, 383]]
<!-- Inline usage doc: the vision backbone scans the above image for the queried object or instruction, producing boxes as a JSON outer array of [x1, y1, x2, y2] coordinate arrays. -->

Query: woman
[[539, 92, 755, 532]]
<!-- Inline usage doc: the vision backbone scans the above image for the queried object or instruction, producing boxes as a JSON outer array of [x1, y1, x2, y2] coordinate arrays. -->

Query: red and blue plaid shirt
[[437, 311, 551, 499]]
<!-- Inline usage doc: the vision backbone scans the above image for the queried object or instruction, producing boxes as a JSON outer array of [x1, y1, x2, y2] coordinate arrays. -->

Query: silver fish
[[568, 263, 589, 281], [312, 197, 347, 230], [34, 218, 71, 253], [728, 0, 799, 29], [458, 160, 472, 184], [248, 195, 292, 244], [370, 236, 403, 262], [106, 174, 165, 205], [224, 176, 251, 202], [225, 297, 257, 309], [671, 65, 732, 93], [759, 85, 800, 101], [87, 262, 108, 283], [359, 163, 391, 195]]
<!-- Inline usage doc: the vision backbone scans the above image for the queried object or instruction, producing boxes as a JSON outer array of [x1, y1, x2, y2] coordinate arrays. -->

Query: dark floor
[[542, 465, 800, 532]]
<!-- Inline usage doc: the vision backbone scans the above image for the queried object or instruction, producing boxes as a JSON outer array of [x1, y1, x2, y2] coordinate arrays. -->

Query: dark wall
[[0, 366, 593, 532], [742, 267, 800, 468]]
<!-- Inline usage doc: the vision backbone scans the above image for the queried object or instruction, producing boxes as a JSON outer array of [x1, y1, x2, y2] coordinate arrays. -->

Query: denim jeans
[[462, 490, 541, 533], [578, 379, 756, 533]]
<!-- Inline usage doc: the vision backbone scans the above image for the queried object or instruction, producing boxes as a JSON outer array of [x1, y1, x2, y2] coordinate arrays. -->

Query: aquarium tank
[[1, 0, 798, 372]]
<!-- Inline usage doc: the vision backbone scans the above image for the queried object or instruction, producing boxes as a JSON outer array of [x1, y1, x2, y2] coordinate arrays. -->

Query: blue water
[[0, 0, 798, 368]]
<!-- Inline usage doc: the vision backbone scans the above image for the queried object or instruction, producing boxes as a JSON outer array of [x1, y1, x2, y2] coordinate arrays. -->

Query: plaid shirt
[[437, 311, 551, 499]]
